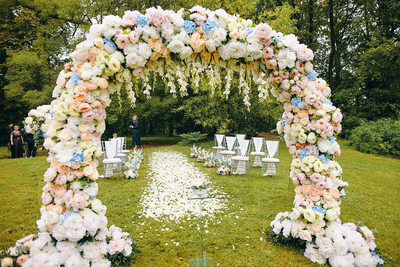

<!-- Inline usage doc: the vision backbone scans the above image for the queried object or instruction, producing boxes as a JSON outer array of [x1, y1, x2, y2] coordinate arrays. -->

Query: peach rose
[[16, 255, 29, 266], [91, 100, 102, 109], [308, 186, 321, 197], [1, 257, 13, 267], [47, 204, 63, 215], [97, 78, 108, 89], [190, 32, 206, 53], [322, 190, 333, 201], [78, 103, 92, 113], [266, 59, 277, 69], [84, 82, 98, 91], [294, 185, 303, 194], [81, 131, 92, 141], [331, 188, 340, 199], [75, 91, 87, 102], [297, 109, 309, 119]]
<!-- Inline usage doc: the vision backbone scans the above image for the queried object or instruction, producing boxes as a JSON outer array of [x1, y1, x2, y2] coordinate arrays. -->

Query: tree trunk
[[328, 0, 336, 90]]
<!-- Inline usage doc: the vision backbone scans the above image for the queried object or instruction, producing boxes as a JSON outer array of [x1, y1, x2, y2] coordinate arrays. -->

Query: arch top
[[55, 5, 320, 108]]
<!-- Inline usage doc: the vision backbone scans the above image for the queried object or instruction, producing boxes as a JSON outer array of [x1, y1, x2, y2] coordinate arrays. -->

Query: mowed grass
[[0, 139, 399, 266]]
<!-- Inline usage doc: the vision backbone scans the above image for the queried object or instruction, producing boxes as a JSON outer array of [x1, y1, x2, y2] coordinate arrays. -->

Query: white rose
[[299, 229, 312, 242], [298, 132, 307, 143], [25, 117, 33, 125], [178, 46, 192, 59], [167, 39, 185, 53], [307, 132, 317, 144], [303, 209, 316, 222], [325, 208, 338, 221]]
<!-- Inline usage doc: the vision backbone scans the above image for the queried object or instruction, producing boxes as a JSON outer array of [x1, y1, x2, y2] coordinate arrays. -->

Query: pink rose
[[253, 23, 273, 43], [56, 72, 66, 87], [116, 34, 130, 49], [128, 31, 139, 44], [316, 119, 327, 130], [279, 70, 289, 79], [297, 109, 309, 119], [284, 102, 292, 112], [41, 192, 53, 205], [55, 174, 67, 185], [44, 168, 57, 182], [310, 173, 323, 183], [332, 110, 343, 123], [53, 185, 67, 198], [122, 10, 139, 26], [107, 239, 125, 255], [132, 68, 143, 77], [284, 111, 294, 122], [281, 79, 291, 90], [266, 59, 277, 69], [148, 6, 171, 27], [275, 76, 283, 84], [296, 44, 314, 61], [296, 61, 304, 72], [291, 85, 301, 95], [70, 193, 87, 211], [289, 146, 297, 155], [262, 47, 274, 59], [296, 80, 305, 89], [305, 94, 317, 105], [1, 257, 13, 267], [84, 82, 98, 91], [297, 173, 306, 182], [291, 176, 299, 185], [76, 50, 89, 62], [290, 69, 299, 78]]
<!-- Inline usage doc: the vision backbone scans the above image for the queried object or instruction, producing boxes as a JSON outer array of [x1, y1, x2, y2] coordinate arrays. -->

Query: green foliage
[[179, 131, 207, 145], [349, 119, 400, 158], [265, 227, 306, 254], [106, 239, 140, 266]]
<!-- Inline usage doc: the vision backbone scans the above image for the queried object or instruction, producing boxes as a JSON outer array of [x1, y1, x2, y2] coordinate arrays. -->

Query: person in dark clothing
[[10, 125, 24, 158], [7, 123, 13, 154], [21, 128, 28, 157], [129, 115, 142, 149], [25, 131, 37, 158]]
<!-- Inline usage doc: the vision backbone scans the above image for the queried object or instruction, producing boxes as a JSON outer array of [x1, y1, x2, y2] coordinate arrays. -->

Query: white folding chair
[[231, 139, 250, 175], [115, 137, 127, 162], [250, 137, 265, 167], [220, 136, 236, 160], [261, 141, 280, 176], [102, 140, 122, 178], [234, 134, 246, 154], [122, 137, 129, 153], [212, 134, 225, 154]]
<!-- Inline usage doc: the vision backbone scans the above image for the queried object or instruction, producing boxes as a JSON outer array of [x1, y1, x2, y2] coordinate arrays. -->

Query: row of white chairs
[[101, 137, 130, 178], [213, 134, 280, 176]]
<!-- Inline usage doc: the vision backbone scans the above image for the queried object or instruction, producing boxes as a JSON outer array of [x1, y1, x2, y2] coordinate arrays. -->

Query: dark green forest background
[[0, 0, 399, 143]]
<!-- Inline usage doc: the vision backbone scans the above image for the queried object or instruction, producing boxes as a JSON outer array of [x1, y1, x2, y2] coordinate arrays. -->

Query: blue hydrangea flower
[[102, 37, 117, 51], [90, 195, 97, 200], [183, 20, 197, 34], [137, 15, 149, 27], [306, 70, 318, 80], [300, 148, 309, 159], [370, 251, 384, 265], [312, 205, 327, 214], [202, 20, 218, 34], [291, 97, 305, 109], [280, 119, 285, 127], [273, 37, 281, 43], [70, 73, 81, 85], [319, 153, 329, 164], [329, 136, 336, 144], [323, 97, 333, 105], [71, 153, 84, 163], [245, 27, 254, 36]]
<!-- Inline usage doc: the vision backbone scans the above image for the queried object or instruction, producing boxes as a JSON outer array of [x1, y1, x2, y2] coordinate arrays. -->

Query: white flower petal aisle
[[139, 150, 228, 222]]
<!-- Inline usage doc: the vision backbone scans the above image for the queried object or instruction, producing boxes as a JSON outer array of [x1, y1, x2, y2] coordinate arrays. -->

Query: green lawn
[[0, 140, 399, 266]]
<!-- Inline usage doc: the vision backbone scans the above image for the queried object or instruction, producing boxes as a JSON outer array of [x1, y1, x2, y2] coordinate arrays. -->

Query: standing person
[[25, 130, 37, 158], [7, 123, 13, 155], [10, 125, 24, 158], [129, 115, 142, 149], [21, 128, 27, 157]]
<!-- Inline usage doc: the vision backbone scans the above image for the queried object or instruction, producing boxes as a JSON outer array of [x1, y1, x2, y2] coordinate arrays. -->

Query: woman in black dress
[[129, 115, 142, 149], [10, 125, 24, 158]]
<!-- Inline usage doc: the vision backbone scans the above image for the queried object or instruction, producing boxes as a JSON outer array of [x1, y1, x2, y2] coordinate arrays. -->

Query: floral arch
[[13, 5, 382, 267]]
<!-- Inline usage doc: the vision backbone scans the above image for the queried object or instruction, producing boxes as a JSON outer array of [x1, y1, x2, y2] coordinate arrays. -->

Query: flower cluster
[[216, 160, 231, 176], [23, 105, 51, 146], [106, 225, 135, 257], [0, 234, 36, 267], [270, 213, 383, 266], [124, 149, 143, 179]]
